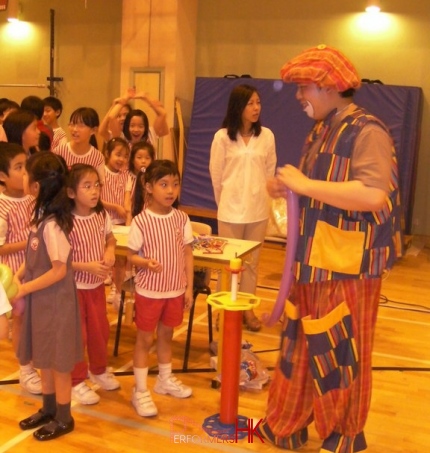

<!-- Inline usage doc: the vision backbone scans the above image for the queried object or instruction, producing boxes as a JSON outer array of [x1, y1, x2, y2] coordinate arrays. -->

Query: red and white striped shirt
[[52, 142, 105, 183], [51, 127, 67, 150], [125, 172, 137, 198], [100, 167, 128, 224], [0, 194, 34, 272], [69, 210, 112, 289], [128, 208, 193, 298]]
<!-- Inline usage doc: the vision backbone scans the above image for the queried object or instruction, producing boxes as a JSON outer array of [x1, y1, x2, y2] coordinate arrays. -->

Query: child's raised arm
[[135, 92, 169, 138], [99, 88, 136, 141]]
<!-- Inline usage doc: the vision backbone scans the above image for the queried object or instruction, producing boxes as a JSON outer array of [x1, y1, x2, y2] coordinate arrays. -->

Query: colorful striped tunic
[[294, 106, 401, 284]]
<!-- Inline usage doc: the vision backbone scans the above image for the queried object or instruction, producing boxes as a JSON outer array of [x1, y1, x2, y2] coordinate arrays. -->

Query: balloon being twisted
[[262, 189, 299, 327]]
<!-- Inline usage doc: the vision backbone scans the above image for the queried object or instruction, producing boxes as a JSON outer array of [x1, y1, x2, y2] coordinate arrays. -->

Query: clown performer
[[258, 45, 402, 453]]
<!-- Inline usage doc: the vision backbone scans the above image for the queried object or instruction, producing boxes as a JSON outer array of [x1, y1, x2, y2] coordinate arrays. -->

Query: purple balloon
[[263, 189, 299, 327]]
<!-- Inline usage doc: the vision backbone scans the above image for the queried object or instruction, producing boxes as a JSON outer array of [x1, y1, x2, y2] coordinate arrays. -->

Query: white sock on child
[[158, 362, 172, 381], [133, 367, 149, 392]]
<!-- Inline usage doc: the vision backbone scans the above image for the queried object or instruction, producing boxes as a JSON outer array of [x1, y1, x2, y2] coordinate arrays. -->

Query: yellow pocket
[[309, 220, 364, 275]]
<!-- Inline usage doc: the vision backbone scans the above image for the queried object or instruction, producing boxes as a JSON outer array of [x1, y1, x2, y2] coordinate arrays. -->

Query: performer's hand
[[276, 165, 309, 195]]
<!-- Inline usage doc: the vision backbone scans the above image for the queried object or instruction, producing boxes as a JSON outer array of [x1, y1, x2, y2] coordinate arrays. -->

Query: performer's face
[[295, 83, 331, 120]]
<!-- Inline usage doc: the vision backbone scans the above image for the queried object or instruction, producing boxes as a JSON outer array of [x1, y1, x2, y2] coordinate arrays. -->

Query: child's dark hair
[[0, 98, 19, 118], [21, 95, 45, 120], [129, 140, 155, 172], [222, 84, 262, 141], [3, 109, 37, 146], [26, 153, 73, 235], [0, 142, 26, 186], [67, 164, 105, 214], [43, 96, 63, 117], [104, 137, 129, 163], [69, 107, 100, 149], [132, 159, 180, 217], [123, 109, 149, 142]]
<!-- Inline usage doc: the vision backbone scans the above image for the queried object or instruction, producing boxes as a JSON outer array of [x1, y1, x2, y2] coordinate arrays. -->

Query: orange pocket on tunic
[[309, 220, 365, 275]]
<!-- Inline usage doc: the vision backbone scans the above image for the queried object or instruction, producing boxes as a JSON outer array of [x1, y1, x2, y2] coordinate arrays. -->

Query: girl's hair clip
[[140, 166, 146, 173]]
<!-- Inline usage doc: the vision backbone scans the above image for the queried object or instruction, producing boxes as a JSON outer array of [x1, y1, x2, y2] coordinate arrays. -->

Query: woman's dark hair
[[222, 84, 262, 141], [129, 141, 155, 172], [132, 159, 180, 217], [123, 109, 149, 142], [26, 152, 73, 235], [3, 109, 37, 147], [67, 163, 104, 214], [104, 137, 129, 163], [69, 107, 100, 149]]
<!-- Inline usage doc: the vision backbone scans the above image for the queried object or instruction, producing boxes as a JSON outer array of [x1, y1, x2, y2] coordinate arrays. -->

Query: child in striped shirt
[[124, 141, 155, 225], [52, 107, 105, 184], [0, 142, 41, 394], [100, 137, 129, 307], [67, 164, 119, 405], [128, 160, 194, 417], [43, 96, 67, 150]]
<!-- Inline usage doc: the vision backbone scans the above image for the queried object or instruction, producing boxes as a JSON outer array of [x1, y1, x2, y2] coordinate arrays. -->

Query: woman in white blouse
[[209, 84, 277, 331]]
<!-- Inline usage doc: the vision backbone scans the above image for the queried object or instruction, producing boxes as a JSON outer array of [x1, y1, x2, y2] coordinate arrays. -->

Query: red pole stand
[[219, 309, 242, 425]]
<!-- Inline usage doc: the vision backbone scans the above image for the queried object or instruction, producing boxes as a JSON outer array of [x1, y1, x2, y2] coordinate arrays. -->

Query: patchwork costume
[[259, 46, 402, 453]]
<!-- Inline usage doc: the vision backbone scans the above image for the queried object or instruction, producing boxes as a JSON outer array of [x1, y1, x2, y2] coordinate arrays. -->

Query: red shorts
[[134, 293, 185, 331]]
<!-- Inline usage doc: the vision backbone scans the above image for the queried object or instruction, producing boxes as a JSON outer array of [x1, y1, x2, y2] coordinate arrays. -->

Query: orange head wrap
[[280, 44, 361, 92]]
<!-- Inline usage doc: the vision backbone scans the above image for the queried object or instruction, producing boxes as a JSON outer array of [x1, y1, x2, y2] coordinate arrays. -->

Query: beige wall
[[120, 0, 198, 160], [0, 0, 122, 137]]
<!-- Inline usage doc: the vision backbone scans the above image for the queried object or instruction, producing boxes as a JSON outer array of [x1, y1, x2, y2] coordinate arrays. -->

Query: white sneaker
[[89, 369, 120, 391], [106, 284, 117, 304], [131, 388, 158, 417], [19, 368, 42, 395], [153, 375, 192, 398], [71, 382, 100, 405]]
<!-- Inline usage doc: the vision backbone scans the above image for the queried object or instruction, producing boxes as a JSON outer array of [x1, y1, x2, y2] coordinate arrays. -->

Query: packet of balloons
[[239, 348, 270, 389], [212, 341, 270, 390], [266, 197, 287, 239]]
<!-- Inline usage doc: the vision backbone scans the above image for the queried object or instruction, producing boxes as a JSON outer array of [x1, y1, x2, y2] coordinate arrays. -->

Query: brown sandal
[[243, 312, 262, 332]]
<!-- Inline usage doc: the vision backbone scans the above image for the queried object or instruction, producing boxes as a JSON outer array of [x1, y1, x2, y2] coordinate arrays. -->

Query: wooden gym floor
[[0, 238, 429, 452]]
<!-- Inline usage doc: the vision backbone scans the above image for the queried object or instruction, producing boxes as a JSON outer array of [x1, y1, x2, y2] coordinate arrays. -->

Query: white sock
[[133, 367, 148, 392], [20, 363, 33, 373], [158, 362, 172, 381]]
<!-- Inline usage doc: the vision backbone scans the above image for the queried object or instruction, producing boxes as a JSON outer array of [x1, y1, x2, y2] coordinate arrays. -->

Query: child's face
[[146, 174, 180, 214], [67, 171, 101, 215], [133, 148, 152, 173], [107, 144, 129, 172], [22, 120, 40, 152], [43, 106, 59, 126], [128, 115, 145, 143], [69, 120, 96, 146], [118, 106, 130, 127], [0, 153, 27, 197], [23, 171, 39, 198]]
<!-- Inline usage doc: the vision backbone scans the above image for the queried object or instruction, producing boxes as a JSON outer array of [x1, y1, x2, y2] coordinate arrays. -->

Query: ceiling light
[[7, 0, 21, 22], [365, 0, 381, 13]]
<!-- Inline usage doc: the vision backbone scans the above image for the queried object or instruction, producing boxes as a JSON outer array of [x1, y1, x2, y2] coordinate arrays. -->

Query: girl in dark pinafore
[[13, 152, 83, 441]]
